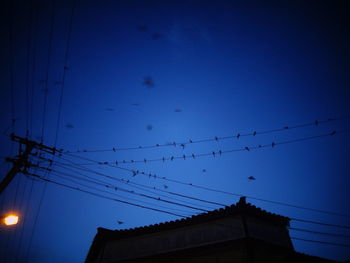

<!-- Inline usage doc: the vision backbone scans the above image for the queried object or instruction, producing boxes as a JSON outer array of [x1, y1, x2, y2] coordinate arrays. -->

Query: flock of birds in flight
[[64, 26, 174, 131], [39, 23, 257, 187]]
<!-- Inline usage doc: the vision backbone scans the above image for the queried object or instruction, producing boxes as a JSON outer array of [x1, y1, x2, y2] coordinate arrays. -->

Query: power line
[[38, 153, 350, 228], [291, 217, 350, 229], [34, 154, 222, 210], [8, 0, 16, 136], [31, 142, 350, 227], [29, 1, 38, 140], [61, 129, 344, 171], [126, 180, 226, 207], [38, 170, 196, 216], [75, 129, 348, 165], [99, 130, 350, 165], [54, 0, 76, 147], [44, 167, 210, 212], [26, 172, 187, 218], [58, 131, 350, 219], [14, 2, 36, 261], [40, 0, 56, 142], [54, 155, 350, 219], [289, 227, 350, 238], [291, 237, 350, 248], [23, 171, 350, 249], [26, 1, 56, 261], [63, 116, 350, 153], [50, 161, 218, 210]]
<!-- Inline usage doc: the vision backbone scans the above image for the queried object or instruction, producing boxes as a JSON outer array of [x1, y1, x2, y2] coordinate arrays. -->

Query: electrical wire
[[50, 162, 218, 210], [41, 149, 350, 220], [40, 0, 56, 142], [291, 217, 350, 229], [44, 167, 210, 212], [289, 227, 350, 238], [58, 130, 350, 219], [26, 172, 187, 218], [32, 153, 350, 230], [291, 237, 350, 248], [63, 116, 350, 153], [54, 0, 76, 146], [78, 130, 349, 165], [26, 1, 56, 261], [39, 170, 196, 216]]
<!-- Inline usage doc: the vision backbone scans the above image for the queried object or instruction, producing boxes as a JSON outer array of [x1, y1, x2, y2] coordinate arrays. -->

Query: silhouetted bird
[[117, 221, 124, 225], [248, 176, 256, 180], [65, 123, 74, 129], [174, 109, 182, 112], [143, 76, 154, 88], [137, 25, 148, 32], [146, 124, 153, 131], [202, 169, 207, 173], [163, 185, 168, 189], [152, 33, 161, 39]]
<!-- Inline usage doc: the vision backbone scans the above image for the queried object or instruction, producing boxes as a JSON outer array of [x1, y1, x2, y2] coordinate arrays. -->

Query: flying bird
[[65, 123, 74, 129], [248, 176, 256, 180], [137, 25, 148, 32], [151, 33, 161, 39], [143, 76, 154, 88]]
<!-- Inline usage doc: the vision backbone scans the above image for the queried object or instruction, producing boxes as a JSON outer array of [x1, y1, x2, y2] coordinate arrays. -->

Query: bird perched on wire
[[117, 221, 124, 225], [248, 176, 256, 180]]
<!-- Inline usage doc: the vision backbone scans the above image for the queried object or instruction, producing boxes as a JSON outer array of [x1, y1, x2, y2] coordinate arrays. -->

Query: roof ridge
[[100, 197, 290, 237]]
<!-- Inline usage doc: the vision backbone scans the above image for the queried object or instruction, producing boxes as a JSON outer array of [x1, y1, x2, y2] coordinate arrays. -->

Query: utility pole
[[0, 134, 56, 195]]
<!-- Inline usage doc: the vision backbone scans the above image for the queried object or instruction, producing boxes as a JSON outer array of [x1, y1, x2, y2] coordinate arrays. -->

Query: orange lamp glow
[[4, 214, 19, 226]]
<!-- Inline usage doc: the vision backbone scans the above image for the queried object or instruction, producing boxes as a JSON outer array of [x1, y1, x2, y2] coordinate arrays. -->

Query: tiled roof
[[96, 197, 290, 241]]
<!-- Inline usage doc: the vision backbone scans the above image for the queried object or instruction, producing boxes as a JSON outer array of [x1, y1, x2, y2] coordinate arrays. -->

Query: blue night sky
[[1, 0, 350, 262]]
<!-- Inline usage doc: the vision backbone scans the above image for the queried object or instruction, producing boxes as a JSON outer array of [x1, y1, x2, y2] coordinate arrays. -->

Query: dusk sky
[[1, 0, 350, 262]]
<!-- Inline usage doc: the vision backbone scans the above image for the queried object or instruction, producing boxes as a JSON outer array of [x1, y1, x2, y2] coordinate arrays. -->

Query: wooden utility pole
[[0, 134, 56, 195]]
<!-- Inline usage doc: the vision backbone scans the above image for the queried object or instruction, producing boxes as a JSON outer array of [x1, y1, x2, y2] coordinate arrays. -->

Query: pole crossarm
[[0, 134, 56, 195]]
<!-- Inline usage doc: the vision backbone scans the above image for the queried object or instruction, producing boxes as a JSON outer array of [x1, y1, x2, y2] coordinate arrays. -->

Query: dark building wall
[[96, 215, 293, 263], [85, 198, 316, 263], [100, 216, 245, 263], [245, 215, 293, 249]]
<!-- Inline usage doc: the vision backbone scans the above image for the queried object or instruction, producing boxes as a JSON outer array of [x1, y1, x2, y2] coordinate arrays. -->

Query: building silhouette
[[85, 197, 338, 263]]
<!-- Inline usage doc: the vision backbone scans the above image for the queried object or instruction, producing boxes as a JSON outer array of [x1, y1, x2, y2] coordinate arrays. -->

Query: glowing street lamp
[[3, 214, 19, 226]]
